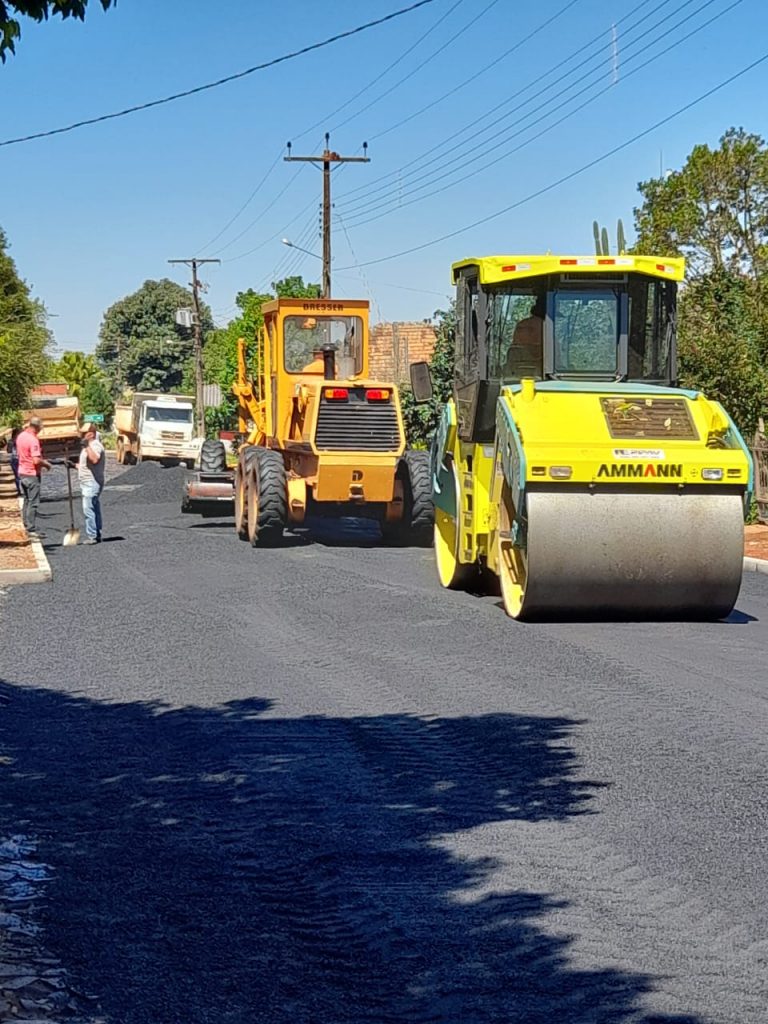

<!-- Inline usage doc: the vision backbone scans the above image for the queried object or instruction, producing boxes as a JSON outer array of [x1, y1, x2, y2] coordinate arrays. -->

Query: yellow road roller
[[410, 254, 753, 620]]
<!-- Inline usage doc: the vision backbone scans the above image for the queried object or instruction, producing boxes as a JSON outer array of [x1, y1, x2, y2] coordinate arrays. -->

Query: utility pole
[[284, 134, 369, 298], [168, 257, 220, 437]]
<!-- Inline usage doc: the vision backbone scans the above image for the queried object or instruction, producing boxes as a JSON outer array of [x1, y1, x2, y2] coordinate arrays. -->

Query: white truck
[[114, 393, 203, 467]]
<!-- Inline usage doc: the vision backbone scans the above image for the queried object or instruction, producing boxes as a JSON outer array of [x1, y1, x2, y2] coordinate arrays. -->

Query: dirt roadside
[[0, 459, 37, 571]]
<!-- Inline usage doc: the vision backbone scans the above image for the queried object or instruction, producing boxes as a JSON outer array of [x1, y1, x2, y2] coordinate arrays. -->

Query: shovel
[[62, 455, 80, 547]]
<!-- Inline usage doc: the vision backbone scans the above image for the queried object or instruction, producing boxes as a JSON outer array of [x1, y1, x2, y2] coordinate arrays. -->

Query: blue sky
[[2, 0, 768, 353]]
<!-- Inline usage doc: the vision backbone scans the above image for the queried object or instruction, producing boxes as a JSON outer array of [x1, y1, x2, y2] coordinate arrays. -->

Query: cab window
[[284, 315, 363, 375], [552, 289, 619, 375]]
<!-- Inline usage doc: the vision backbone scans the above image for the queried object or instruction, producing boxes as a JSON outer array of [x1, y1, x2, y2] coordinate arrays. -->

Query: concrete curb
[[743, 556, 768, 575], [0, 497, 52, 587]]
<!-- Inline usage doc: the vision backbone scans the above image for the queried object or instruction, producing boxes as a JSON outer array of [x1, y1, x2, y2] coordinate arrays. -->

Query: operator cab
[[450, 255, 682, 442]]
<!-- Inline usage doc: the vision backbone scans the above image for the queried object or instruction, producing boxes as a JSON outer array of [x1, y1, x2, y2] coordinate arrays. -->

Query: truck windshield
[[284, 315, 363, 375], [145, 406, 192, 423]]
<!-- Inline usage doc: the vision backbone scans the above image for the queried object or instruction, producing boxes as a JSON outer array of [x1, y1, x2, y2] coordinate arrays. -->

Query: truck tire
[[235, 447, 259, 541], [200, 439, 227, 473], [247, 448, 287, 547], [382, 449, 434, 547]]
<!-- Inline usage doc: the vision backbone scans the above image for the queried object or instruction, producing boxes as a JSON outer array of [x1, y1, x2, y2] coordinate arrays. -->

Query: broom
[[62, 454, 80, 547]]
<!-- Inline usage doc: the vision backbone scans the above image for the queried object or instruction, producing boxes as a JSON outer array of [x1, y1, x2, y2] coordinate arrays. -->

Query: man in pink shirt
[[16, 417, 51, 539]]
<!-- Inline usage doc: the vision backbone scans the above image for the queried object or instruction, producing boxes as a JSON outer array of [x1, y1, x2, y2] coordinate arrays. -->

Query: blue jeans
[[81, 485, 103, 540]]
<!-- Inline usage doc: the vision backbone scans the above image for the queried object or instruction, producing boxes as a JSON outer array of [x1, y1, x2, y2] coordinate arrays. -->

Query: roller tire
[[200, 439, 227, 474], [247, 448, 287, 547], [433, 457, 475, 590], [382, 449, 434, 547]]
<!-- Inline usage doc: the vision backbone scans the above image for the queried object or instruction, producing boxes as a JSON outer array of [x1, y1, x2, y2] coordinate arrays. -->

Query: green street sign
[[84, 413, 104, 423]]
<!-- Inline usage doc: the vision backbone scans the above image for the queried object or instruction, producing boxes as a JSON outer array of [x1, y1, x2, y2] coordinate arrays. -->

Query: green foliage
[[80, 374, 114, 425], [0, 0, 115, 61], [53, 350, 98, 396], [96, 278, 212, 395], [633, 127, 768, 278], [676, 272, 768, 437], [400, 304, 456, 447], [202, 276, 320, 436], [633, 128, 768, 435], [0, 226, 52, 419]]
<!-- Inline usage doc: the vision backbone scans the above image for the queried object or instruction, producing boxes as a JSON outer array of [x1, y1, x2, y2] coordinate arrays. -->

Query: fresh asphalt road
[[1, 460, 767, 1024]]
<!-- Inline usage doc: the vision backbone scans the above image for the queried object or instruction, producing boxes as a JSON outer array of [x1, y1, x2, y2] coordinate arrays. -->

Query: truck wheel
[[200, 439, 226, 474], [382, 449, 434, 546], [235, 447, 259, 541], [247, 448, 287, 547]]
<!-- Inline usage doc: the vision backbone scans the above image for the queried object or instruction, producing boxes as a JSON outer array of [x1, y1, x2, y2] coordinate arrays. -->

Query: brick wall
[[369, 322, 437, 383]]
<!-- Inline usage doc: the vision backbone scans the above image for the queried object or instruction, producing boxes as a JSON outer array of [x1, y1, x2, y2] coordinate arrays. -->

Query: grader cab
[[183, 297, 433, 546], [413, 254, 753, 620]]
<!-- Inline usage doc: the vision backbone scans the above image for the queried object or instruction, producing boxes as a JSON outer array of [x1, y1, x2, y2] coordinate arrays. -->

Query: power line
[[197, 151, 283, 252], [292, 0, 467, 145], [369, 0, 582, 143], [328, 0, 501, 135], [0, 0, 439, 148], [197, 0, 474, 256], [342, 0, 737, 228], [338, 0, 697, 217], [208, 147, 320, 256], [336, 0, 669, 205], [196, 0, 458, 255], [336, 50, 768, 270]]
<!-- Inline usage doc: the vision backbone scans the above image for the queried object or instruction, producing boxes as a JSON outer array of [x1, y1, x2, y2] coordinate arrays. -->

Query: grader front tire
[[235, 448, 259, 541], [247, 448, 287, 547]]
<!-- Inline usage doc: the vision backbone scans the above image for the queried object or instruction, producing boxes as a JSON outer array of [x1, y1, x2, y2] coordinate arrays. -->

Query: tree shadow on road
[[0, 680, 701, 1024]]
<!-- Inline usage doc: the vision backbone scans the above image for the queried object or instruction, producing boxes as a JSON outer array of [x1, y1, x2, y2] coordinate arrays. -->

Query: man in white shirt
[[78, 422, 106, 544]]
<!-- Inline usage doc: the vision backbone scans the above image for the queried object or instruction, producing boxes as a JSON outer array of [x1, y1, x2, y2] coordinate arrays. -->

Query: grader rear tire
[[247, 448, 287, 547], [382, 450, 434, 546]]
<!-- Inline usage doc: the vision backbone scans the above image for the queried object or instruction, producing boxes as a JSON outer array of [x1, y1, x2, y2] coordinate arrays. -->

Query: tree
[[633, 127, 768, 280], [633, 127, 768, 435], [399, 304, 456, 447], [0, 226, 52, 418], [80, 373, 114, 425], [676, 272, 768, 437], [54, 350, 99, 396], [0, 0, 116, 61], [96, 278, 212, 395]]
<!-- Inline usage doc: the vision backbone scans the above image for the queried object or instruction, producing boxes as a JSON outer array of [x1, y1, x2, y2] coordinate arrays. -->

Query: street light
[[281, 238, 322, 260]]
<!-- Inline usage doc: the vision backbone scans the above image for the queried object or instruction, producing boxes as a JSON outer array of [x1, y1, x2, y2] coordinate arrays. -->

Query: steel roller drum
[[521, 490, 745, 619]]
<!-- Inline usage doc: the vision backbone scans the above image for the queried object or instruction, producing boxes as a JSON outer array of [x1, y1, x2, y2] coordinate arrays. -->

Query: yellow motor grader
[[182, 297, 432, 546]]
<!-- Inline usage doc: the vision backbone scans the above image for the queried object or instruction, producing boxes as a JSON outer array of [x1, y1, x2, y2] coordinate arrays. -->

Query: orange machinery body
[[233, 297, 407, 521]]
